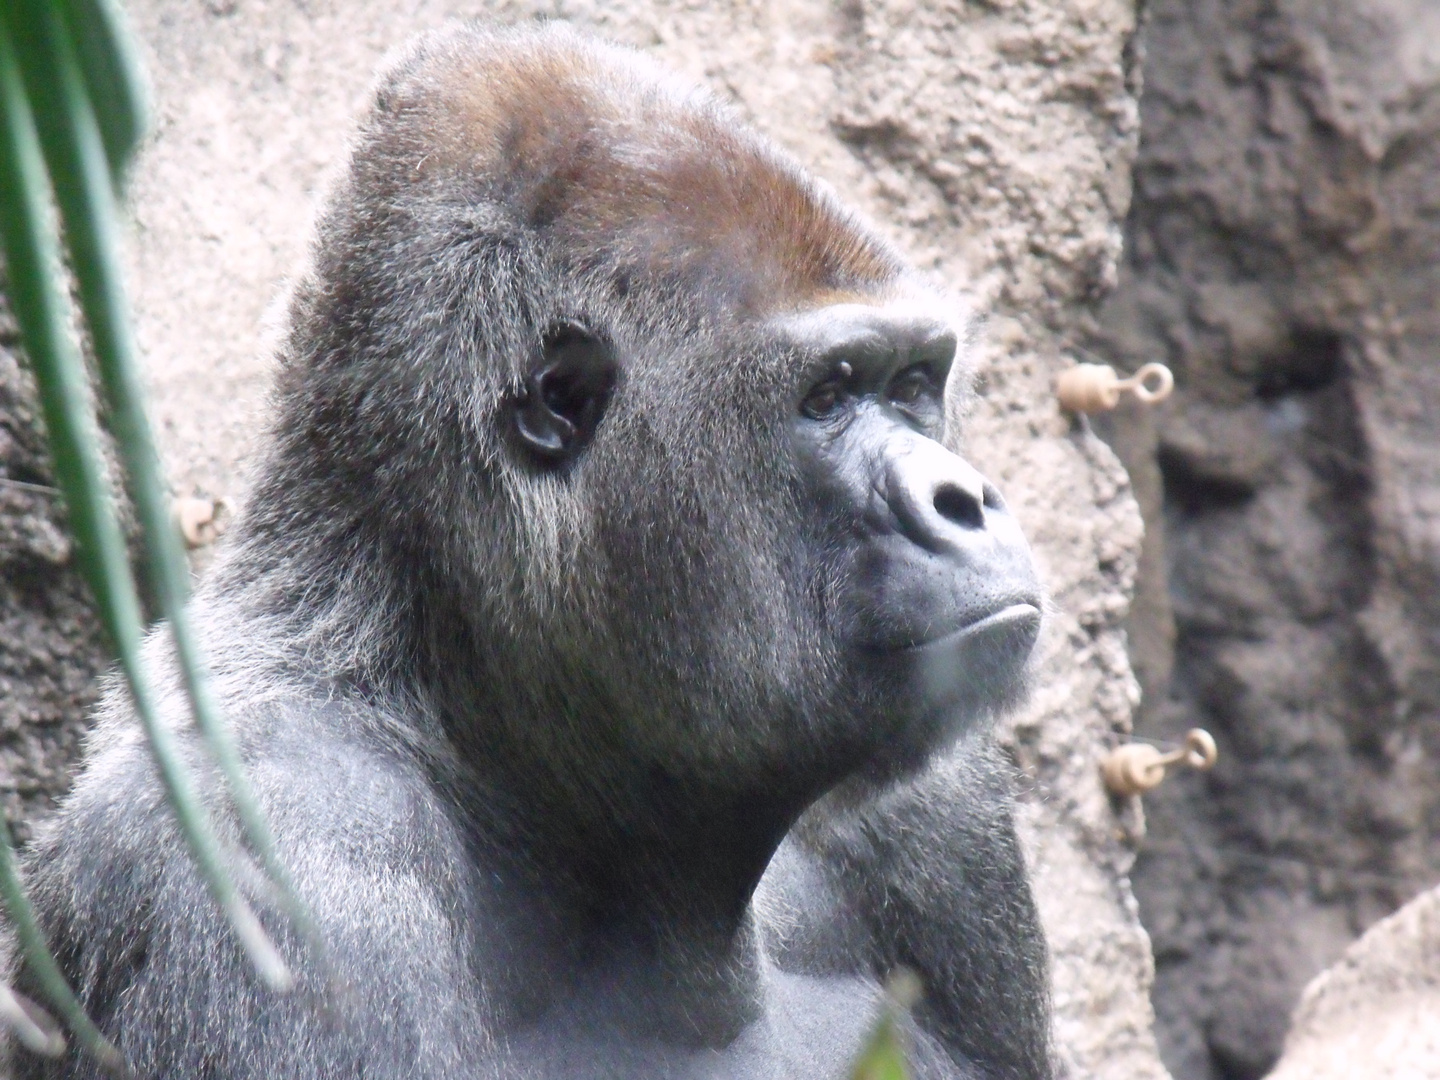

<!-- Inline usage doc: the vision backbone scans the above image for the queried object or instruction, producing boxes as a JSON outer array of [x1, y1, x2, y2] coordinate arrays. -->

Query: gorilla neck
[[242, 536, 806, 1041], [439, 693, 807, 1043], [412, 595, 812, 941], [468, 728, 800, 931]]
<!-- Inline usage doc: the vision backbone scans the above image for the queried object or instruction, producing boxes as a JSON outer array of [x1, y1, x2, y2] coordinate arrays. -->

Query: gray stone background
[[1095, 0, 1440, 1076], [3, 0, 1439, 1078]]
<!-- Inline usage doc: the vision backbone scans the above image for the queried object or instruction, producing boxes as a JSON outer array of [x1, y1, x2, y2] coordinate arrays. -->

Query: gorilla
[[11, 22, 1050, 1080]]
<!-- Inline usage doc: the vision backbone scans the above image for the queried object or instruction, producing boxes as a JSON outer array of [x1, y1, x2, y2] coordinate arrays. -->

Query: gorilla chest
[[493, 968, 963, 1080]]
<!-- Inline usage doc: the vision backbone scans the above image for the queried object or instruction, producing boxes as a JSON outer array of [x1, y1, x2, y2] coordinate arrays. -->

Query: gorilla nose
[[933, 479, 985, 530], [887, 440, 999, 553]]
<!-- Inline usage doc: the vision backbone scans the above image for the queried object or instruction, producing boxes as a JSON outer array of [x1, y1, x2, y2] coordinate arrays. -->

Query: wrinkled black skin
[[10, 25, 1051, 1080]]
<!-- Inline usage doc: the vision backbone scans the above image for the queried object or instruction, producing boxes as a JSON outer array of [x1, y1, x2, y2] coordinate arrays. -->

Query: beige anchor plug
[[173, 495, 233, 549], [1057, 361, 1174, 413], [1102, 729, 1217, 797]]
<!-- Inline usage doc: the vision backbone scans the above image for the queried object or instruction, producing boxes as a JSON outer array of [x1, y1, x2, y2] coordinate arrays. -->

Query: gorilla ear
[[513, 322, 619, 465]]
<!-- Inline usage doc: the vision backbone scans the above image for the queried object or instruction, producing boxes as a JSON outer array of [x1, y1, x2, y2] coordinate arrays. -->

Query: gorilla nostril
[[934, 483, 985, 530], [982, 483, 1004, 511]]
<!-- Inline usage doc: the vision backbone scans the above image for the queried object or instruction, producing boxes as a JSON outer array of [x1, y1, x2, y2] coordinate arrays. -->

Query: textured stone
[[1269, 884, 1440, 1080], [0, 272, 111, 848], [1093, 1, 1440, 1076]]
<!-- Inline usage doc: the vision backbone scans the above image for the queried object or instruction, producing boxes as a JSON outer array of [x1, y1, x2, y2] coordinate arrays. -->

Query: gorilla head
[[13, 23, 1049, 1080], [219, 23, 1044, 924]]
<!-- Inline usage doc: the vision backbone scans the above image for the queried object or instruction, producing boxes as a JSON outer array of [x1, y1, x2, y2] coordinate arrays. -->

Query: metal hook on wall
[[1057, 361, 1174, 414], [1102, 729, 1218, 797]]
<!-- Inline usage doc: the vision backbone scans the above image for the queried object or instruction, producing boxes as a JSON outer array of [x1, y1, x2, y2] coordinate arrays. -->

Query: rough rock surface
[[4, 0, 1166, 1076], [0, 273, 112, 848], [1092, 1, 1440, 1077], [1268, 883, 1440, 1080]]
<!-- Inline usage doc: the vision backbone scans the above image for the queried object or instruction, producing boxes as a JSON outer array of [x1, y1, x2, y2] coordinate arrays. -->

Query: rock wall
[[4, 1, 1168, 1076], [1269, 881, 1440, 1080], [0, 274, 111, 849], [1093, 1, 1440, 1076]]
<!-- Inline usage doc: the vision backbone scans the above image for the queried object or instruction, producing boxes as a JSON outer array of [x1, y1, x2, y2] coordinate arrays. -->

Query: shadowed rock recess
[[1093, 1, 1440, 1077], [0, 269, 113, 847]]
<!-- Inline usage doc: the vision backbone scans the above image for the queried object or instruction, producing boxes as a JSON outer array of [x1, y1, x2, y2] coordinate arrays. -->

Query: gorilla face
[[505, 293, 1041, 787], [779, 302, 1042, 772]]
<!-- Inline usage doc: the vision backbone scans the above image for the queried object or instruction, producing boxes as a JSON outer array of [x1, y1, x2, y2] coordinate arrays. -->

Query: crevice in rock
[[1093, 0, 1440, 1075]]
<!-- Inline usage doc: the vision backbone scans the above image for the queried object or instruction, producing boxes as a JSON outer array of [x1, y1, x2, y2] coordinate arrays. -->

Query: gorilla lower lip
[[897, 602, 1042, 709], [922, 602, 1042, 650]]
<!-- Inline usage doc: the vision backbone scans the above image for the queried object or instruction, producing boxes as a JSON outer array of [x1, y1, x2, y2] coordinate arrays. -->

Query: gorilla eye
[[801, 381, 844, 420], [801, 360, 852, 420], [513, 322, 619, 465], [888, 365, 938, 408]]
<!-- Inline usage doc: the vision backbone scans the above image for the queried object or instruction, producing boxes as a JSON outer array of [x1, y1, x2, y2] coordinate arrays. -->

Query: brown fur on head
[[360, 24, 904, 317]]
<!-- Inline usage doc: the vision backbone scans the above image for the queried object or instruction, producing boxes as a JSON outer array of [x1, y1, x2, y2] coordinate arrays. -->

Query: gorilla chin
[[907, 600, 1043, 708], [852, 600, 1041, 782]]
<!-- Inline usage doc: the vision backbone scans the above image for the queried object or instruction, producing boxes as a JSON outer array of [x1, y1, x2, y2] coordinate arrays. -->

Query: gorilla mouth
[[911, 602, 1043, 653], [898, 602, 1043, 709]]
